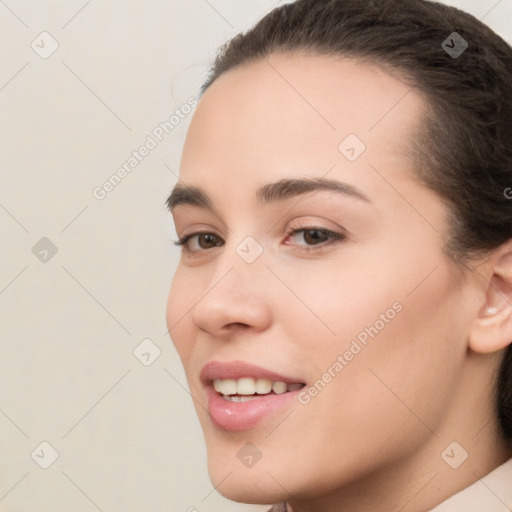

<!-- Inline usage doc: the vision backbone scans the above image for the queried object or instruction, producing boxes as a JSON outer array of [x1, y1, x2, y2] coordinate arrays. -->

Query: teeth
[[237, 377, 256, 395], [255, 378, 272, 394], [213, 377, 302, 396], [222, 395, 259, 402], [213, 379, 237, 395], [272, 381, 287, 394]]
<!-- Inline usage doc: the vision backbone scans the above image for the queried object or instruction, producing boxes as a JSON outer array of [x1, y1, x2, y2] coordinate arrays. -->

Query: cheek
[[271, 255, 405, 356], [324, 265, 464, 422], [274, 253, 467, 432], [284, 242, 461, 353], [229, 265, 467, 497], [166, 267, 197, 363]]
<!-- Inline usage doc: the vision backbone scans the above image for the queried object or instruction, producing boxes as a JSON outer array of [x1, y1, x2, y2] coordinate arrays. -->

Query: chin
[[206, 457, 285, 505], [202, 432, 291, 504]]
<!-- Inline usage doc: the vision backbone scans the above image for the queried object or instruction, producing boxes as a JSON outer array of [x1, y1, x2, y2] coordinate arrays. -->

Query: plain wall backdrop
[[1, 1, 511, 511]]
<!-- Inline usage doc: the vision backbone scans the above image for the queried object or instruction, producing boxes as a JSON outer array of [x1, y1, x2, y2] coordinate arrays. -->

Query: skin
[[166, 53, 512, 512]]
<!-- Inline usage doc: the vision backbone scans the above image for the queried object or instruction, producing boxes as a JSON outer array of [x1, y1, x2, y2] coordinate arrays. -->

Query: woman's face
[[167, 54, 481, 504]]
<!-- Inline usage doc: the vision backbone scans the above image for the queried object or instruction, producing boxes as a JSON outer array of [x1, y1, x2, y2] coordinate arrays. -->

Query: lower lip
[[205, 386, 301, 431]]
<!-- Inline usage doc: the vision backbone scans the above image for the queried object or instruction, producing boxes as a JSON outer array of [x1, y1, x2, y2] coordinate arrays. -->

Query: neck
[[287, 443, 510, 512], [287, 353, 512, 512]]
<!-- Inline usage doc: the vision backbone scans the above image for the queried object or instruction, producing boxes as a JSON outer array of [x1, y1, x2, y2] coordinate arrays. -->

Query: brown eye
[[284, 227, 346, 250], [303, 229, 330, 245], [197, 233, 222, 249], [175, 232, 224, 253]]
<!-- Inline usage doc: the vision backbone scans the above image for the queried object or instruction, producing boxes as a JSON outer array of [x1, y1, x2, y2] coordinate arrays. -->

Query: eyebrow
[[256, 177, 371, 204], [166, 184, 212, 212], [166, 177, 371, 212]]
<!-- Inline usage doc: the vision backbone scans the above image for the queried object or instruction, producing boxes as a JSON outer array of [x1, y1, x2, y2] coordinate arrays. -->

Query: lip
[[200, 360, 305, 431], [200, 360, 303, 384]]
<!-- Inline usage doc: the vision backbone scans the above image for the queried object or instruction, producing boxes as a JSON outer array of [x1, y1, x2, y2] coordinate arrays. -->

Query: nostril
[[219, 322, 251, 334]]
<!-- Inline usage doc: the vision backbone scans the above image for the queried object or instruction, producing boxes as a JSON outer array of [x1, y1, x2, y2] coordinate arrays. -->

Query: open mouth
[[213, 377, 305, 402], [201, 361, 306, 430]]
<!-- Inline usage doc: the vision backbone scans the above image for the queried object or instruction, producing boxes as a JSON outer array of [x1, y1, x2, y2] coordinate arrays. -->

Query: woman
[[166, 0, 512, 510]]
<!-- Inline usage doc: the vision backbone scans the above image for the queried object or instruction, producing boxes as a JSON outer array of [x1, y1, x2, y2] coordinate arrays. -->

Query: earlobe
[[468, 247, 512, 354]]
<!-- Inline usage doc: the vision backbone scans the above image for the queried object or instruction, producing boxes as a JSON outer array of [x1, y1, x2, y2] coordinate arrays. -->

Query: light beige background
[[1, 1, 510, 511]]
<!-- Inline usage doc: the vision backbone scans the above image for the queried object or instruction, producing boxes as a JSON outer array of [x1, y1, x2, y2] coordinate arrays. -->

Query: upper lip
[[200, 360, 305, 385]]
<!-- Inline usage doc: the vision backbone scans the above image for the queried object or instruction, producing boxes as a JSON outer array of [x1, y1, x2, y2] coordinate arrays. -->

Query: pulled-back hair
[[200, 0, 512, 439]]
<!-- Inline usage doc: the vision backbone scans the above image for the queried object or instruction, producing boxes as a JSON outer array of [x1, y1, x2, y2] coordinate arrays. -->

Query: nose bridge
[[211, 244, 271, 305], [214, 232, 269, 291], [191, 239, 272, 334]]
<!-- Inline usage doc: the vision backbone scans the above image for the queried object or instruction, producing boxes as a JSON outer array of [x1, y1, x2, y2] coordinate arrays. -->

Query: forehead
[[180, 53, 425, 191]]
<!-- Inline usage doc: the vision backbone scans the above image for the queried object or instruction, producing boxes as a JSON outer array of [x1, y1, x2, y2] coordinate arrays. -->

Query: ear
[[469, 242, 512, 354]]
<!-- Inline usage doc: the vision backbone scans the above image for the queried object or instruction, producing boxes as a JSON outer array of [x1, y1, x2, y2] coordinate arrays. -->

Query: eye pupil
[[304, 229, 328, 245], [199, 233, 220, 249]]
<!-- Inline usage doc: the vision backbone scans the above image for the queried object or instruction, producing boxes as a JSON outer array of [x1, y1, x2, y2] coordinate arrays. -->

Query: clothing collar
[[268, 458, 512, 512], [428, 457, 512, 511]]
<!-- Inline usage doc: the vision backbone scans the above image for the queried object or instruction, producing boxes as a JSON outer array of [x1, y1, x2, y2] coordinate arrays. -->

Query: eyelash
[[174, 227, 346, 253]]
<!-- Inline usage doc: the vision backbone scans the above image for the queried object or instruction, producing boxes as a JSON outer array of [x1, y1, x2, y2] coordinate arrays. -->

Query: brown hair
[[200, 0, 512, 439]]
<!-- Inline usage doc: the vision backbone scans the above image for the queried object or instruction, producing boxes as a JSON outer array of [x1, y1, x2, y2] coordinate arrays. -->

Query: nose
[[191, 265, 273, 339]]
